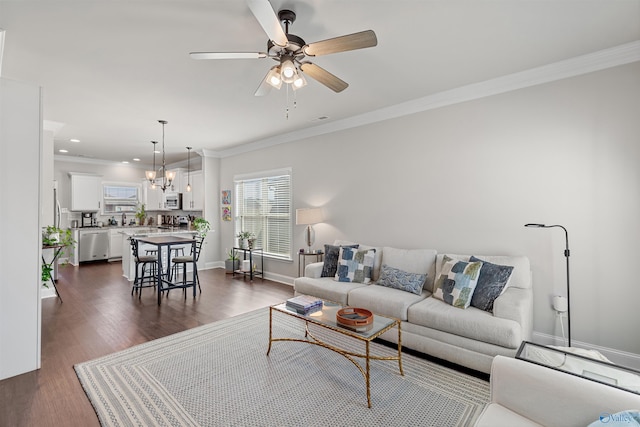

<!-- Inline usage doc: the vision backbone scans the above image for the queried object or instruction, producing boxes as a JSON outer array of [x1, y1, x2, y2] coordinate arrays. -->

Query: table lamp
[[296, 208, 323, 253]]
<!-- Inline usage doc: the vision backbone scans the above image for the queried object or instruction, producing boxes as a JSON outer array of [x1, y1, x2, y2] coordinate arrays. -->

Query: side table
[[233, 247, 264, 281], [516, 341, 640, 395], [298, 251, 323, 277]]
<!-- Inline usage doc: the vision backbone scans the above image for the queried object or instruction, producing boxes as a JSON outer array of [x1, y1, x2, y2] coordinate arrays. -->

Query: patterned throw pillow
[[377, 264, 427, 295], [335, 247, 376, 283], [469, 256, 514, 312], [433, 256, 483, 309], [321, 244, 359, 277]]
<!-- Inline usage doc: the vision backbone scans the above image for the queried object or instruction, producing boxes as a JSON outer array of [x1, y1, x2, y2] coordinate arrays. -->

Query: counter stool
[[130, 238, 158, 298], [168, 236, 204, 297], [146, 248, 184, 257]]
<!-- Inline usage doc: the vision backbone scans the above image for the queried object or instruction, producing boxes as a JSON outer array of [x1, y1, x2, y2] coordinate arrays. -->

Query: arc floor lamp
[[525, 223, 571, 347]]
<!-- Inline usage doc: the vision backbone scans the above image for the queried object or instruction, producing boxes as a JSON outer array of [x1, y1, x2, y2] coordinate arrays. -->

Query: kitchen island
[[120, 227, 197, 281]]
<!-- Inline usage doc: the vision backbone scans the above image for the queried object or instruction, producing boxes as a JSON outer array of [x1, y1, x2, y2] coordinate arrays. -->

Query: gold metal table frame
[[267, 300, 403, 408]]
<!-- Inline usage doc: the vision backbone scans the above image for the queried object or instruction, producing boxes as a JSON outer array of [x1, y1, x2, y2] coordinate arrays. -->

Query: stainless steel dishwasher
[[79, 229, 110, 262]]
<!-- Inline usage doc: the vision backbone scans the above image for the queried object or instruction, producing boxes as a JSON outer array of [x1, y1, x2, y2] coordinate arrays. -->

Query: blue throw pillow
[[335, 247, 376, 283], [469, 256, 514, 312], [377, 264, 427, 295], [321, 244, 359, 277], [433, 256, 483, 309]]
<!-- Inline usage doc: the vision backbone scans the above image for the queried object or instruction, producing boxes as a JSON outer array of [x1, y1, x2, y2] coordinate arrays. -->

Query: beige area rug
[[75, 308, 489, 426]]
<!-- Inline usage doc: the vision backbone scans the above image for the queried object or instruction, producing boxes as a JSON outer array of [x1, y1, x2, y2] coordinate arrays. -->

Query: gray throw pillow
[[469, 256, 514, 312], [377, 264, 427, 295], [321, 244, 359, 277]]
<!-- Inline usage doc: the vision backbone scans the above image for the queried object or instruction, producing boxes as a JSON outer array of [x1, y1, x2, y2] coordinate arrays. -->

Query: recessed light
[[69, 139, 80, 143], [311, 116, 330, 122], [133, 158, 140, 162], [59, 149, 68, 153], [122, 161, 129, 164], [154, 150, 161, 154]]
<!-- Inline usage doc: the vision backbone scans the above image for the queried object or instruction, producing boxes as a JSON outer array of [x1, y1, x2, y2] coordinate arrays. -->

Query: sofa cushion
[[321, 243, 359, 277], [293, 277, 366, 305], [335, 247, 376, 283], [348, 284, 428, 321], [470, 256, 514, 312], [381, 247, 437, 290], [433, 256, 483, 309], [377, 264, 427, 295], [407, 297, 522, 348]]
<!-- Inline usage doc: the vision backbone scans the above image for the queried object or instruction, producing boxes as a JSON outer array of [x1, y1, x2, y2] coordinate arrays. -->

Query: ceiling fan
[[190, 0, 377, 96]]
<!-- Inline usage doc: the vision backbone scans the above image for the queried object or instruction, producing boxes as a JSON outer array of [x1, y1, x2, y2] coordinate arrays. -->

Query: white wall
[[200, 154, 221, 268], [0, 78, 42, 379], [218, 62, 640, 357]]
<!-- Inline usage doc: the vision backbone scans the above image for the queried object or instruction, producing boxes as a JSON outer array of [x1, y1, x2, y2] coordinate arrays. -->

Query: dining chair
[[130, 238, 158, 298], [169, 235, 204, 296]]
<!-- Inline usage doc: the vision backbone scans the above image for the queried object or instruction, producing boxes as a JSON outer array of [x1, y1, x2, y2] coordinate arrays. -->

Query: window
[[234, 168, 292, 260], [102, 183, 141, 214]]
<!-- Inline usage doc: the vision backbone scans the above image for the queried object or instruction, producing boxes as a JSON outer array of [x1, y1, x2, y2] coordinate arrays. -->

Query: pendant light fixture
[[186, 146, 192, 192], [157, 119, 175, 192], [145, 141, 158, 186]]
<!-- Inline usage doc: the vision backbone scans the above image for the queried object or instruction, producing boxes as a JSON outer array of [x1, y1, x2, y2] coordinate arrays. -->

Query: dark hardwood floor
[[0, 261, 294, 427]]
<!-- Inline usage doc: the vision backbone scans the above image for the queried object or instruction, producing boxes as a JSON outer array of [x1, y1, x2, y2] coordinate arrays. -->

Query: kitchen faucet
[[122, 212, 126, 226]]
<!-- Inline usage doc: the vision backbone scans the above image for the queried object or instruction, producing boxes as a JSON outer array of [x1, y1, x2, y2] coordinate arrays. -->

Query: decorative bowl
[[336, 307, 373, 327]]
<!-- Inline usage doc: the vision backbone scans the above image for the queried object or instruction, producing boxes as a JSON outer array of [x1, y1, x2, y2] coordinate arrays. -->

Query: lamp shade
[[296, 208, 323, 225]]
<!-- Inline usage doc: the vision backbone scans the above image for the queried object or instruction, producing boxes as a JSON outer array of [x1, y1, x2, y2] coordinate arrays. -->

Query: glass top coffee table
[[267, 297, 403, 408]]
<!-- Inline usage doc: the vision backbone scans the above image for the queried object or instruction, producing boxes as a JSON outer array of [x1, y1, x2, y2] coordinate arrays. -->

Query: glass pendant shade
[[280, 58, 296, 83], [292, 73, 307, 90], [265, 66, 282, 89], [145, 170, 156, 181]]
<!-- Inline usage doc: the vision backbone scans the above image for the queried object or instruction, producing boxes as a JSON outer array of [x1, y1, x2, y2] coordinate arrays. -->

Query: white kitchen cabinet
[[69, 173, 102, 211], [143, 180, 167, 211], [183, 170, 203, 211], [109, 229, 123, 259]]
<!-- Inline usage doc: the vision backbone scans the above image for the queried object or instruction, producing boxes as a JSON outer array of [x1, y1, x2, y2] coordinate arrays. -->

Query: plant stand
[[232, 247, 264, 281], [42, 244, 66, 302]]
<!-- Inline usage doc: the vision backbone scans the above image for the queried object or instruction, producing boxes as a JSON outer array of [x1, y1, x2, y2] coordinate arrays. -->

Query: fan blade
[[254, 71, 273, 96], [300, 62, 348, 93], [190, 52, 267, 60], [254, 80, 272, 96], [247, 0, 288, 47], [303, 30, 377, 57]]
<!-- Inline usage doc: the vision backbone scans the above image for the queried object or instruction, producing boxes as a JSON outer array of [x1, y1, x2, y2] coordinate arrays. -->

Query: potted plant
[[225, 248, 240, 273], [42, 226, 76, 287], [135, 203, 146, 226], [236, 231, 255, 249], [193, 217, 211, 238]]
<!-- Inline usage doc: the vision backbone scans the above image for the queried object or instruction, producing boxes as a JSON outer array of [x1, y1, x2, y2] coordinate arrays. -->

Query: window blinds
[[234, 169, 292, 260]]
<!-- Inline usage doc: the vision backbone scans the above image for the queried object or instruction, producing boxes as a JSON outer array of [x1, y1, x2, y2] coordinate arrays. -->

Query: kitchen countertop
[[118, 227, 196, 237]]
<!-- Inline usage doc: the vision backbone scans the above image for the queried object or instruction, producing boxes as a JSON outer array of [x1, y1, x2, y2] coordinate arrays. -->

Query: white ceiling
[[1, 0, 639, 166]]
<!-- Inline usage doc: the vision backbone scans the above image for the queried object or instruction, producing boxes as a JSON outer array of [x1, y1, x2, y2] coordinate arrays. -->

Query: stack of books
[[286, 295, 323, 315]]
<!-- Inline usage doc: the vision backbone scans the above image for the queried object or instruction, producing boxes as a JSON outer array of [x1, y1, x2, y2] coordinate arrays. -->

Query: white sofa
[[293, 242, 533, 374], [475, 355, 640, 426]]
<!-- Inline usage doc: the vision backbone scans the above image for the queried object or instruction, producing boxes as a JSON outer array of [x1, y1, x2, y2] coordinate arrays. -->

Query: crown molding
[[216, 40, 640, 159]]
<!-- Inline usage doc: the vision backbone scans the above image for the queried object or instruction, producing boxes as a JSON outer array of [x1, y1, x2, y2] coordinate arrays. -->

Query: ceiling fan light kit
[[190, 0, 377, 102]]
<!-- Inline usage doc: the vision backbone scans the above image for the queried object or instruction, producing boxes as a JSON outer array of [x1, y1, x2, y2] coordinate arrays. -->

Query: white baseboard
[[263, 271, 294, 287], [532, 331, 640, 370]]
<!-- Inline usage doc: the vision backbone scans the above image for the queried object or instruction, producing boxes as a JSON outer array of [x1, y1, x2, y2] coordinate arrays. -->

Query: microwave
[[164, 193, 182, 210]]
